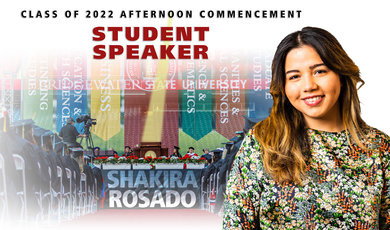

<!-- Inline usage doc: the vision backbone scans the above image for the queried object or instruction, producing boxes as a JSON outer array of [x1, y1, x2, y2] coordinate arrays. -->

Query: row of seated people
[[98, 145, 216, 160], [0, 118, 104, 223]]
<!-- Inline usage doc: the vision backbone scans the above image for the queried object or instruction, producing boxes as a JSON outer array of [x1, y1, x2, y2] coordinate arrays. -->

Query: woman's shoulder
[[242, 129, 261, 149], [230, 129, 266, 181], [362, 126, 390, 152], [235, 129, 263, 163], [363, 126, 389, 141]]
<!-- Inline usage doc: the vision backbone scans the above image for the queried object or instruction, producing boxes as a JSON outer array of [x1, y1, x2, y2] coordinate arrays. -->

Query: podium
[[133, 142, 168, 158]]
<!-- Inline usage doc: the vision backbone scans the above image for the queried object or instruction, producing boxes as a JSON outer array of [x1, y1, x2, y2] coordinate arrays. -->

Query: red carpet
[[58, 209, 223, 230]]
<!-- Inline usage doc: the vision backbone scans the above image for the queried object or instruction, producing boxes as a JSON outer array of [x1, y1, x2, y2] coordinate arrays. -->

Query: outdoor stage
[[58, 209, 223, 230]]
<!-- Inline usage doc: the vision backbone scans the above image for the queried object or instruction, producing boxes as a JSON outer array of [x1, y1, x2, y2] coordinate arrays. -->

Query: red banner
[[215, 52, 247, 139], [162, 60, 179, 154]]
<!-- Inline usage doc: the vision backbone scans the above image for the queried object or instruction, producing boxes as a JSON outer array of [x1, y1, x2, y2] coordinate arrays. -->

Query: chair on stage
[[34, 161, 52, 222], [216, 171, 220, 195], [12, 154, 27, 222], [0, 153, 8, 222], [51, 166, 63, 222], [72, 170, 78, 218], [207, 173, 213, 212], [64, 168, 73, 220], [208, 171, 219, 213], [200, 175, 209, 210], [87, 178, 97, 214], [93, 178, 97, 212], [44, 167, 53, 222], [78, 173, 87, 216], [92, 178, 98, 213]]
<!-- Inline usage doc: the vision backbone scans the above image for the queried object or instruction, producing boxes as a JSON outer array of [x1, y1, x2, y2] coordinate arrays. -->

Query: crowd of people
[[0, 108, 254, 223], [0, 115, 104, 223], [93, 141, 221, 164]]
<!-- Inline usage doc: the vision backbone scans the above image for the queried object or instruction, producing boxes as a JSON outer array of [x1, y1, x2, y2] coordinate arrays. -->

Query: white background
[[1, 0, 389, 134]]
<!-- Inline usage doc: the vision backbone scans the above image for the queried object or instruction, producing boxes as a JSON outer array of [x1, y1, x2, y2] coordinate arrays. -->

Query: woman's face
[[284, 45, 341, 129]]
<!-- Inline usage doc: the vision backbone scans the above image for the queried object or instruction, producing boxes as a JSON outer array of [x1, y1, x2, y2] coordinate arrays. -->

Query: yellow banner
[[91, 59, 121, 141]]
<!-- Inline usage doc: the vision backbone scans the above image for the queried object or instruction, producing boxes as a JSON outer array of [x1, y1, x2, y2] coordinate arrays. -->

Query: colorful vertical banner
[[180, 59, 213, 141], [56, 54, 87, 133], [91, 59, 121, 148], [13, 52, 274, 153], [124, 60, 153, 149], [194, 59, 213, 139], [247, 52, 273, 120], [215, 52, 247, 139], [0, 57, 22, 123], [22, 55, 54, 130], [162, 60, 179, 154], [125, 59, 179, 153], [180, 60, 196, 139], [141, 59, 170, 143]]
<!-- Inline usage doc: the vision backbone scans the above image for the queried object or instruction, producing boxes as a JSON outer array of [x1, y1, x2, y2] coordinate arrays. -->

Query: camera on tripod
[[76, 114, 97, 128], [76, 114, 97, 152]]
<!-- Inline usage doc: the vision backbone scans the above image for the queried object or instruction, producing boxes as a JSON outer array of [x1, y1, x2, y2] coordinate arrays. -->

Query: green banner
[[181, 60, 196, 139], [180, 60, 213, 141], [194, 60, 213, 140], [22, 56, 53, 130]]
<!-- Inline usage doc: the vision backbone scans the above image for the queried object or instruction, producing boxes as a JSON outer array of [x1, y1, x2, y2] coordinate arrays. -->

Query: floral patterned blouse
[[223, 127, 390, 229]]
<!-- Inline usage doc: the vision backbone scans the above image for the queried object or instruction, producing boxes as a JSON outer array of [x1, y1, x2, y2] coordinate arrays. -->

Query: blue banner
[[247, 53, 273, 120], [56, 55, 88, 133]]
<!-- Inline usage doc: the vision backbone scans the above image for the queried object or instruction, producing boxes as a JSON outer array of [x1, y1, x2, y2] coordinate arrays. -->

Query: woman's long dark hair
[[254, 27, 367, 185]]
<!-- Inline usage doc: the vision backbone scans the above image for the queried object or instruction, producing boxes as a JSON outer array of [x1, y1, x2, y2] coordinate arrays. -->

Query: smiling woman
[[284, 45, 342, 132], [223, 27, 390, 229]]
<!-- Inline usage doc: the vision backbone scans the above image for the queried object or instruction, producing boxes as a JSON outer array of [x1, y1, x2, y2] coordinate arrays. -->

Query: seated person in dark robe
[[169, 145, 182, 158], [202, 148, 213, 163], [124, 145, 134, 157]]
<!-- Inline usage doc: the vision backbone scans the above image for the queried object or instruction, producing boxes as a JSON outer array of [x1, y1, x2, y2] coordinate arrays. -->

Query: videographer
[[59, 117, 85, 148]]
